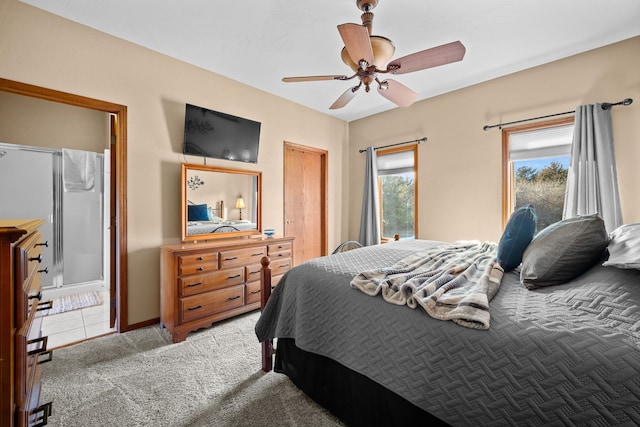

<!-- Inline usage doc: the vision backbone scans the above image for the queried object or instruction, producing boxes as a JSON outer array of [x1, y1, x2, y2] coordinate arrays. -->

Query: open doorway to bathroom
[[0, 78, 128, 348], [0, 143, 113, 347]]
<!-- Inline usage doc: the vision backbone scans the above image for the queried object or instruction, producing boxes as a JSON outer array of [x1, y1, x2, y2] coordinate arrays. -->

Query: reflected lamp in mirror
[[235, 196, 246, 220], [181, 163, 262, 242]]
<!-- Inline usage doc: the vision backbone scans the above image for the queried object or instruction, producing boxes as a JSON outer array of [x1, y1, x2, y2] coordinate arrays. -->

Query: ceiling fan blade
[[282, 75, 349, 82], [378, 79, 417, 108], [337, 23, 374, 67], [330, 87, 359, 110], [388, 41, 466, 75]]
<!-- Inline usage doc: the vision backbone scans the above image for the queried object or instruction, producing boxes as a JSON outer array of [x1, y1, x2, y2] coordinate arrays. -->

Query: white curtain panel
[[359, 147, 381, 246], [563, 104, 622, 233]]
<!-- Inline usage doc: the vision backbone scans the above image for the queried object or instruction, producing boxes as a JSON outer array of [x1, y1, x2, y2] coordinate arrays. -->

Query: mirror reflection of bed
[[181, 163, 262, 242]]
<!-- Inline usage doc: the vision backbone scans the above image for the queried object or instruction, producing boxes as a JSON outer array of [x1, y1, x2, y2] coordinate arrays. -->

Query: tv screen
[[183, 103, 261, 163]]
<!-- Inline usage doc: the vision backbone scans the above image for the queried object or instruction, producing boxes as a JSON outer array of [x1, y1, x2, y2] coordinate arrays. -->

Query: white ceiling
[[21, 0, 640, 122]]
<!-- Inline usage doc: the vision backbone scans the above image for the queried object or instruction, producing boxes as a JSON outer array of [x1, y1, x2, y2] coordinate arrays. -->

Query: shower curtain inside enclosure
[[0, 143, 108, 293]]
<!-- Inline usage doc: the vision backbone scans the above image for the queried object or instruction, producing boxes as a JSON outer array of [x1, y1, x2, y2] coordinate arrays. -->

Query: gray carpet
[[41, 311, 345, 426]]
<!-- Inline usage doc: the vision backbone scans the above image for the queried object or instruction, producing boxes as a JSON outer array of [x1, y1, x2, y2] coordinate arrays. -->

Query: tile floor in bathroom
[[41, 290, 116, 349]]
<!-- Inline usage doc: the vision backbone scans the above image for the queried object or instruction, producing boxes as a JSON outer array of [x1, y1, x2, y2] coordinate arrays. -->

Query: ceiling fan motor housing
[[340, 36, 395, 71]]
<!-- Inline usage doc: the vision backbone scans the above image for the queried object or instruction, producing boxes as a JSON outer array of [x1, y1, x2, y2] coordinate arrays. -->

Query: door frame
[[283, 141, 328, 262], [0, 78, 129, 332]]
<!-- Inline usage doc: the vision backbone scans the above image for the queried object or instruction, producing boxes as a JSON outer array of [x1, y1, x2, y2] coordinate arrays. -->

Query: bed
[[255, 215, 640, 426], [186, 220, 257, 236]]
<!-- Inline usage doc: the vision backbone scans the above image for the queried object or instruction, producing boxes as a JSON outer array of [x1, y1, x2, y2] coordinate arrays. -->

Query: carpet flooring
[[41, 311, 345, 427], [47, 291, 103, 315]]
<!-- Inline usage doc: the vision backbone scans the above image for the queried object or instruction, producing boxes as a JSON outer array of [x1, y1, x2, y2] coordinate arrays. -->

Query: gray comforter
[[255, 239, 640, 426]]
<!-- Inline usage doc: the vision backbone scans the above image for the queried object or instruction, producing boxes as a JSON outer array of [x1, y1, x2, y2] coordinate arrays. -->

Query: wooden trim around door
[[0, 78, 129, 332]]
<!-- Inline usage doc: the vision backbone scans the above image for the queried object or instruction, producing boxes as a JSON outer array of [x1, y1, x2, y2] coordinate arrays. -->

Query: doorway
[[283, 141, 328, 264], [0, 78, 128, 337]]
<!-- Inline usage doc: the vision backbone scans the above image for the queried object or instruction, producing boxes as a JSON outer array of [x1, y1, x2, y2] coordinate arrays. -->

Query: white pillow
[[603, 223, 640, 270]]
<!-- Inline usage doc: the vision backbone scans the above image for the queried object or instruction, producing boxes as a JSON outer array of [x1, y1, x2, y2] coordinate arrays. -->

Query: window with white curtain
[[377, 145, 417, 240], [503, 118, 574, 232]]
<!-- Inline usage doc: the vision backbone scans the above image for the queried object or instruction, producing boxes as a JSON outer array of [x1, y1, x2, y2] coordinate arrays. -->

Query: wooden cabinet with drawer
[[160, 236, 294, 343], [1, 219, 53, 427]]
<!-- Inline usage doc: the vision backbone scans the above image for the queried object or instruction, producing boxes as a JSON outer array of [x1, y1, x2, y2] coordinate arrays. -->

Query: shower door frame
[[0, 78, 129, 332]]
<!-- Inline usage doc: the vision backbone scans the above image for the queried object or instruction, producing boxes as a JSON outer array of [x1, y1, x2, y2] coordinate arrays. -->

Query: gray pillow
[[520, 214, 609, 289], [603, 223, 640, 270]]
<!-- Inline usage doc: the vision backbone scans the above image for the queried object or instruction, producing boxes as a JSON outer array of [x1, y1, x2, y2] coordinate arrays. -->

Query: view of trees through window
[[380, 172, 415, 239], [513, 157, 569, 231]]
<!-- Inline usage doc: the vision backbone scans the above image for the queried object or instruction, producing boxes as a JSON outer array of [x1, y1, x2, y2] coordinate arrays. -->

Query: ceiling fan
[[282, 0, 466, 110]]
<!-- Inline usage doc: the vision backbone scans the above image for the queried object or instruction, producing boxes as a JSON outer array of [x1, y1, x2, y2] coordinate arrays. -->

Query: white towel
[[63, 148, 96, 192]]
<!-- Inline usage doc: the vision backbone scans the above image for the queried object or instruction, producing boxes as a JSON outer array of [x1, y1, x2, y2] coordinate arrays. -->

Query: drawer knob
[[38, 350, 53, 365], [39, 267, 49, 274], [252, 252, 265, 257], [250, 290, 261, 295], [198, 267, 204, 271], [29, 254, 43, 263], [28, 336, 48, 356], [225, 256, 238, 261], [29, 291, 43, 301], [187, 305, 202, 311], [187, 282, 203, 288], [37, 300, 53, 311], [227, 295, 241, 301], [36, 241, 49, 247], [280, 264, 290, 269], [31, 401, 52, 427], [228, 274, 241, 279], [198, 256, 204, 261]]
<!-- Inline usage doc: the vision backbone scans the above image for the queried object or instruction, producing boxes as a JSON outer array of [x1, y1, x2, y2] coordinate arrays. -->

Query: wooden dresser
[[160, 236, 293, 343], [1, 219, 53, 427]]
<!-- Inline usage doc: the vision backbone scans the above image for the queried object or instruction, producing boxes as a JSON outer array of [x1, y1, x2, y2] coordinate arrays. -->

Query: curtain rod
[[482, 98, 633, 131], [358, 137, 427, 153]]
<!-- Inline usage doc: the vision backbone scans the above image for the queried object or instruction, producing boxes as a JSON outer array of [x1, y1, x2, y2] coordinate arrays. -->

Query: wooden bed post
[[260, 256, 273, 372]]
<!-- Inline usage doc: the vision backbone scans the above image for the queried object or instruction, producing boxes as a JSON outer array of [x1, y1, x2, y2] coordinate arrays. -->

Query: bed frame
[[259, 235, 400, 372]]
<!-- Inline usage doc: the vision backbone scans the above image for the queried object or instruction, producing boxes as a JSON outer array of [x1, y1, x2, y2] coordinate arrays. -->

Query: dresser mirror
[[181, 163, 262, 242]]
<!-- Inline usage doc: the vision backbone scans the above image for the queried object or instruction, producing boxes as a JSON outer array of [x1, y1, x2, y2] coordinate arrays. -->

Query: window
[[377, 145, 418, 240], [502, 117, 574, 232]]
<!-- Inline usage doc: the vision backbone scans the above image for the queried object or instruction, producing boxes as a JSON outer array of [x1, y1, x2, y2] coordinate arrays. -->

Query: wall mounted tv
[[183, 103, 261, 163]]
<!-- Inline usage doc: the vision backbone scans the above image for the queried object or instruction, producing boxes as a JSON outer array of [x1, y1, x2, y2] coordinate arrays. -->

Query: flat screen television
[[183, 103, 261, 163]]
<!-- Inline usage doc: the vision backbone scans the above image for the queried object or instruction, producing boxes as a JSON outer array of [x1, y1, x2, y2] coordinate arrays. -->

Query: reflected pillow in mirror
[[603, 223, 640, 270], [207, 207, 223, 223], [188, 204, 209, 222]]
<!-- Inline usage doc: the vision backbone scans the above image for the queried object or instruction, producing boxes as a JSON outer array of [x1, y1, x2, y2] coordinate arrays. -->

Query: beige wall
[[349, 36, 640, 243], [0, 0, 348, 325], [0, 91, 108, 152]]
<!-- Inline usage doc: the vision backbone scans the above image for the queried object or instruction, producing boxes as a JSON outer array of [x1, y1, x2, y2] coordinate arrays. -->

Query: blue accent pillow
[[497, 205, 537, 272], [188, 204, 209, 221]]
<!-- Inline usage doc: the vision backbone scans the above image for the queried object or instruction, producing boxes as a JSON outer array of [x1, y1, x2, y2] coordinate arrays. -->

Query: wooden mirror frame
[[181, 163, 262, 242]]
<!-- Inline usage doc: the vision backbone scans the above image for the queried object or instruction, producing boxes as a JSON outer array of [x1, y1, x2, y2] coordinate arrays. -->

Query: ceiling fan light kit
[[282, 0, 466, 110]]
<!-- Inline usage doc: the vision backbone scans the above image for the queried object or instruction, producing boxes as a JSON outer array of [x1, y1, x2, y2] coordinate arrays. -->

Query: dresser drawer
[[245, 263, 263, 284], [179, 268, 244, 297], [180, 285, 245, 323], [270, 258, 292, 275], [15, 313, 49, 415], [15, 232, 44, 328], [245, 281, 262, 305], [178, 252, 219, 276], [219, 246, 267, 269], [268, 241, 292, 258]]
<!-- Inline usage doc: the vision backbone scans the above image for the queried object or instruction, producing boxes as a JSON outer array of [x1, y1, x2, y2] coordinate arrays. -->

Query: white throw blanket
[[350, 241, 504, 329]]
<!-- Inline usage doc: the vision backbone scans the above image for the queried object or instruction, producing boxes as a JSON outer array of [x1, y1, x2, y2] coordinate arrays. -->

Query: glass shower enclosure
[[0, 143, 109, 298]]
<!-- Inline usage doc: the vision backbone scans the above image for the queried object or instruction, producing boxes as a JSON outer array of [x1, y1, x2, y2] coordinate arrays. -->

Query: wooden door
[[284, 142, 327, 265]]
